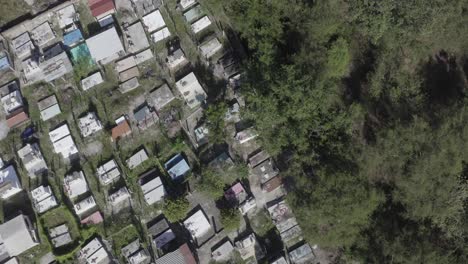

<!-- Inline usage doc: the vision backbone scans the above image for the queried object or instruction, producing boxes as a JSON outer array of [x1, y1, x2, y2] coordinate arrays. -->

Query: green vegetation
[[0, 0, 30, 27], [163, 197, 190, 223], [249, 209, 274, 237], [220, 208, 241, 232], [205, 102, 228, 144], [198, 167, 226, 199], [211, 0, 468, 262], [109, 225, 139, 257]]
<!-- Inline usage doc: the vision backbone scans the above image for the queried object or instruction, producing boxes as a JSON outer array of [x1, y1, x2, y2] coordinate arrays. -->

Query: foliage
[[205, 102, 228, 144], [0, 0, 30, 27], [163, 197, 190, 223], [219, 0, 468, 261], [220, 208, 241, 232], [326, 37, 351, 78], [249, 209, 275, 237], [73, 55, 94, 84], [198, 167, 226, 199], [110, 225, 139, 257]]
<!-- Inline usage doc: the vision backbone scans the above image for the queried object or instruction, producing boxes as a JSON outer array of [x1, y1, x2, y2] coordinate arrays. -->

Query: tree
[[73, 55, 94, 84], [326, 37, 351, 78], [220, 208, 241, 232], [205, 102, 228, 144], [163, 197, 190, 223], [198, 168, 225, 199]]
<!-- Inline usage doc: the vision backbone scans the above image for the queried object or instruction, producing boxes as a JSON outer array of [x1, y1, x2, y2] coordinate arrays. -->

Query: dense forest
[[209, 0, 468, 262]]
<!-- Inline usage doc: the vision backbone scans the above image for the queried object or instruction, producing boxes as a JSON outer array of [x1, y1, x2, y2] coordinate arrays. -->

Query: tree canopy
[[211, 0, 468, 262]]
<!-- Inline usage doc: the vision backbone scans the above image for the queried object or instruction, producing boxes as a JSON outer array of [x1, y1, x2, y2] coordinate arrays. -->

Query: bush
[[206, 102, 228, 144], [163, 197, 190, 222], [198, 168, 226, 199], [220, 208, 241, 232]]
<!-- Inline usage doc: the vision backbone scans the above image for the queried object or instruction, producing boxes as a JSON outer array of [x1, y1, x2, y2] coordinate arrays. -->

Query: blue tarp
[[0, 56, 10, 70], [63, 29, 83, 48], [164, 153, 190, 180]]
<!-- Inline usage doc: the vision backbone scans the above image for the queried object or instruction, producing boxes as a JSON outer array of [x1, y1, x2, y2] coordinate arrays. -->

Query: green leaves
[[205, 102, 228, 145], [163, 197, 190, 223], [326, 37, 351, 78], [220, 208, 241, 232]]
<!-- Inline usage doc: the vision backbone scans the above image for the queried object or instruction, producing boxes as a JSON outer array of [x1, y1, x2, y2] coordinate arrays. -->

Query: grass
[[109, 224, 139, 258], [0, 0, 30, 27], [41, 206, 80, 240], [250, 209, 275, 237]]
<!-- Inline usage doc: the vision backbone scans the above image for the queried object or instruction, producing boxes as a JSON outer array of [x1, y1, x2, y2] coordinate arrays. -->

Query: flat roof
[[142, 10, 166, 32], [64, 171, 89, 199], [0, 56, 10, 70], [151, 27, 171, 43], [0, 215, 38, 256], [81, 72, 103, 91], [183, 210, 211, 240], [249, 150, 270, 168], [115, 56, 137, 73], [141, 177, 165, 205], [148, 218, 169, 237], [125, 22, 150, 53], [149, 84, 175, 111], [119, 77, 140, 93], [78, 112, 103, 138], [56, 4, 76, 29], [199, 37, 223, 58], [289, 243, 315, 263], [154, 229, 175, 249], [166, 48, 187, 69], [30, 22, 55, 47], [175, 72, 207, 109], [52, 135, 78, 159], [134, 49, 154, 64], [49, 124, 70, 143], [17, 143, 48, 178], [267, 200, 298, 233], [108, 187, 130, 205], [40, 104, 61, 121], [37, 95, 58, 111], [183, 4, 203, 23], [212, 240, 234, 262], [35, 195, 58, 213], [74, 195, 96, 216], [126, 149, 148, 169], [271, 256, 288, 264], [191, 16, 211, 34], [51, 232, 72, 248], [0, 165, 22, 199], [86, 27, 124, 64], [119, 66, 140, 82], [31, 185, 53, 202], [80, 237, 102, 258], [164, 154, 190, 180], [63, 29, 83, 48], [180, 0, 197, 10], [1, 90, 23, 114]]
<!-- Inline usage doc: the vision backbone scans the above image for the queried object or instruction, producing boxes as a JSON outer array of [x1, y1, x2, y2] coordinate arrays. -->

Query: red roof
[[6, 110, 29, 128], [179, 244, 196, 264], [81, 211, 104, 225], [262, 176, 282, 192], [111, 120, 131, 141], [88, 0, 115, 18]]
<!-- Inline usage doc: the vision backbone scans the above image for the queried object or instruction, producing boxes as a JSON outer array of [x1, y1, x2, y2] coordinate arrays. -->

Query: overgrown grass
[[0, 0, 30, 27]]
